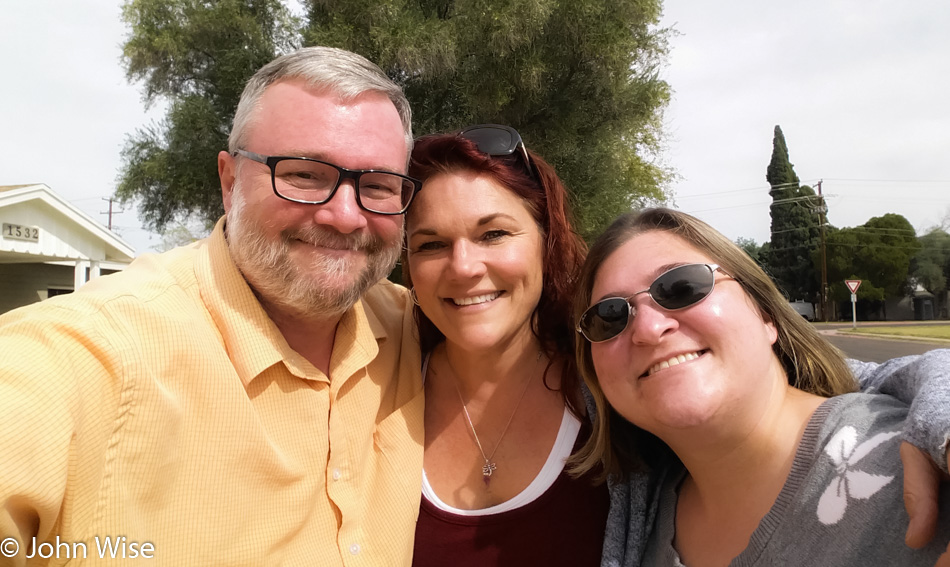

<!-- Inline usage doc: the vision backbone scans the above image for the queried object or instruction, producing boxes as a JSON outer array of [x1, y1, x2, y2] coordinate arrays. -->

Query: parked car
[[789, 300, 815, 321]]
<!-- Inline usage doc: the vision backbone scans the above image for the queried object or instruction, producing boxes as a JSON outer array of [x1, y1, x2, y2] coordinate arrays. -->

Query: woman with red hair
[[403, 125, 607, 565]]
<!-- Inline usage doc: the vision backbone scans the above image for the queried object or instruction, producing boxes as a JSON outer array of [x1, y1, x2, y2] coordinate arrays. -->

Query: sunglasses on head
[[459, 124, 537, 180], [576, 263, 727, 343]]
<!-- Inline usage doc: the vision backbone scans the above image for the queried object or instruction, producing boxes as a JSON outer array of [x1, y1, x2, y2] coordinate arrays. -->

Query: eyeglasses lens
[[651, 264, 714, 310], [273, 158, 412, 214], [580, 298, 630, 343], [579, 264, 716, 343], [461, 127, 516, 155]]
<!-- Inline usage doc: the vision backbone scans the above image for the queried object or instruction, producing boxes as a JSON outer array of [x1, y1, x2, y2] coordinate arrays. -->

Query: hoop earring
[[409, 287, 420, 306]]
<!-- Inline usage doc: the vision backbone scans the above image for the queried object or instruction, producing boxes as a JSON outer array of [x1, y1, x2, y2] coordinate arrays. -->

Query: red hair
[[403, 132, 587, 412]]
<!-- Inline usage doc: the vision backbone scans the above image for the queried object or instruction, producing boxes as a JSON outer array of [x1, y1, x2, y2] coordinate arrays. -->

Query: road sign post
[[845, 280, 862, 329]]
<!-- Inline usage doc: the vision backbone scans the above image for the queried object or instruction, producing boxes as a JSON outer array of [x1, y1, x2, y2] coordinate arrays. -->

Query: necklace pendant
[[482, 461, 497, 484]]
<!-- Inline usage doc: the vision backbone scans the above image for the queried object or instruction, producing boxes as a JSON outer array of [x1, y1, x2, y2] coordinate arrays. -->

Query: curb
[[830, 330, 950, 345]]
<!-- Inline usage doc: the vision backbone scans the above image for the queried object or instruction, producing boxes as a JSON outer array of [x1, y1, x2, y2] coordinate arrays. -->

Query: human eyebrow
[[408, 227, 439, 239], [476, 213, 519, 226], [409, 213, 521, 239], [277, 151, 405, 174]]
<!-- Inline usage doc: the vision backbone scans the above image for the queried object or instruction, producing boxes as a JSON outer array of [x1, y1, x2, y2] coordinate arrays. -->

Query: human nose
[[446, 240, 486, 280], [311, 180, 369, 234], [625, 296, 678, 345]]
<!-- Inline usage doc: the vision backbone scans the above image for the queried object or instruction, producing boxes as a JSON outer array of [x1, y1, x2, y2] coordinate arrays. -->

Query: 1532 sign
[[2, 223, 40, 242]]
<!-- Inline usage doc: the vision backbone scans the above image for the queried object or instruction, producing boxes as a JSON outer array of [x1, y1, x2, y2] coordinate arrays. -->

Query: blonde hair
[[569, 208, 857, 479]]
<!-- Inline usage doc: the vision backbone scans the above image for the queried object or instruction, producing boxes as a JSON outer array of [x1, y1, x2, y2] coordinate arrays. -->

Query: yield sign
[[845, 279, 862, 294]]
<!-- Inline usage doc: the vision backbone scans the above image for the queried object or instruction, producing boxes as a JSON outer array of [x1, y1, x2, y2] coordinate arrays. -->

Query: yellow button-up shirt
[[0, 221, 423, 566]]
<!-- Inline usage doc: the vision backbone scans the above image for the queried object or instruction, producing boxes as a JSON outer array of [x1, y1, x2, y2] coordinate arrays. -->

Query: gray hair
[[229, 46, 413, 154]]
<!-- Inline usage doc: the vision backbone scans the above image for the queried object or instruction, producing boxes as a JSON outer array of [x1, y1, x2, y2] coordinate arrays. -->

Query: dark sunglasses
[[459, 124, 536, 180], [577, 263, 727, 343]]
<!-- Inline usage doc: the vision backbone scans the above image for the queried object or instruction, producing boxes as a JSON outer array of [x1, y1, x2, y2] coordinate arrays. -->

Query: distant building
[[0, 184, 134, 314], [886, 284, 937, 321]]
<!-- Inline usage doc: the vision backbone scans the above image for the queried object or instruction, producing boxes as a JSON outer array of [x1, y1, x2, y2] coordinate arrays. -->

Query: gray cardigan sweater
[[591, 351, 950, 567], [642, 393, 950, 566]]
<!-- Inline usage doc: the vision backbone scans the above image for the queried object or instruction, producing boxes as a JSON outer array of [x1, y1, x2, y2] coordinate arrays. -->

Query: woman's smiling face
[[588, 229, 779, 436], [406, 171, 545, 352]]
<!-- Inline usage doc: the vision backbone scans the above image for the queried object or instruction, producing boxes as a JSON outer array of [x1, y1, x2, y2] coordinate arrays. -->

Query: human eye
[[481, 229, 512, 242], [276, 160, 334, 189], [410, 239, 447, 254], [360, 174, 403, 200]]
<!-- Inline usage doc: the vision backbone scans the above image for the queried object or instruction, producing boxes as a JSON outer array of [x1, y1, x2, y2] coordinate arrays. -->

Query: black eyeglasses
[[577, 263, 728, 343], [459, 124, 536, 180], [232, 149, 422, 215]]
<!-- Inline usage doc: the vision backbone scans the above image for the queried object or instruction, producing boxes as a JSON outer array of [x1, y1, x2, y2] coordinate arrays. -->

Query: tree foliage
[[735, 236, 767, 268], [910, 228, 950, 316], [117, 0, 300, 230], [302, 0, 672, 238], [825, 214, 920, 302], [151, 218, 210, 252], [118, 0, 672, 239], [762, 125, 821, 302]]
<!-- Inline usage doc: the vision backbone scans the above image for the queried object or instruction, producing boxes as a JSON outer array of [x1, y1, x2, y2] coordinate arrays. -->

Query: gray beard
[[225, 189, 402, 319]]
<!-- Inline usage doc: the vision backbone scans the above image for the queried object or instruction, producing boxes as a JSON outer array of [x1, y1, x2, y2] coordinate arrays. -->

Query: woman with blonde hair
[[573, 208, 950, 566]]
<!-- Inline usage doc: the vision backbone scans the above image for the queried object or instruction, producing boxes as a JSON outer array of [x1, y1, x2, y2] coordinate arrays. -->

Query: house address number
[[2, 223, 40, 242]]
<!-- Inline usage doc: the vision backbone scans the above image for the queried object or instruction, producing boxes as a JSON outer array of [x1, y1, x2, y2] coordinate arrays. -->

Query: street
[[818, 323, 949, 363], [824, 333, 946, 363]]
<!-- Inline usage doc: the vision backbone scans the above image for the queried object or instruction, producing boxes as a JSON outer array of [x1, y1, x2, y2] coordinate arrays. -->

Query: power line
[[675, 177, 948, 202], [821, 177, 950, 184], [675, 179, 827, 200]]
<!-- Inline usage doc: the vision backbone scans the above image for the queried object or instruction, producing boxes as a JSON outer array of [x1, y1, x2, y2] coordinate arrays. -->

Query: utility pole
[[101, 197, 115, 230], [816, 180, 829, 321]]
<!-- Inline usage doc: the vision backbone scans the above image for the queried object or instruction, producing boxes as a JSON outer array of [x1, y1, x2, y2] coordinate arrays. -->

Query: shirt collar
[[194, 218, 387, 388]]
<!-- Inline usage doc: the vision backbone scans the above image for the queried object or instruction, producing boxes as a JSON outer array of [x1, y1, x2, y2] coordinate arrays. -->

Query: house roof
[[0, 183, 135, 263]]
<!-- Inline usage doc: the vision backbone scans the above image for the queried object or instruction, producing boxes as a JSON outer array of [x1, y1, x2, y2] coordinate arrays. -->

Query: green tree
[[826, 214, 920, 307], [117, 0, 300, 231], [762, 125, 821, 302], [118, 0, 672, 239], [303, 0, 671, 238], [910, 228, 950, 317], [825, 225, 886, 303], [735, 236, 764, 265], [151, 217, 212, 252]]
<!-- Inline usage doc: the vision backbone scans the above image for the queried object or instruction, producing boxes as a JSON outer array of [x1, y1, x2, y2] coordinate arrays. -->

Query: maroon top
[[412, 430, 609, 567]]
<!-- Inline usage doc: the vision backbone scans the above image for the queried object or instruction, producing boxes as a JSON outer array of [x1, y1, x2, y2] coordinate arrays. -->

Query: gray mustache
[[284, 227, 384, 254]]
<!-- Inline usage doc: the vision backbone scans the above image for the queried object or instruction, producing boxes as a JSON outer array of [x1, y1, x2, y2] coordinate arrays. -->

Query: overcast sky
[[2, 0, 948, 255], [660, 0, 950, 244]]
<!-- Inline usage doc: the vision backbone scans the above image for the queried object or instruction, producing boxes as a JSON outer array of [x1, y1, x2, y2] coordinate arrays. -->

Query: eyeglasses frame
[[576, 263, 728, 343], [231, 149, 422, 215]]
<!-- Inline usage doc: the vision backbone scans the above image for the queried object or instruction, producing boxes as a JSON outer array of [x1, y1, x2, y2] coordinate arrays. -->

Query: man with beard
[[0, 47, 423, 565]]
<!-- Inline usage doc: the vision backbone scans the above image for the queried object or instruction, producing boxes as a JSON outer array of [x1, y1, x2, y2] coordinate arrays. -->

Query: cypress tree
[[763, 126, 821, 302]]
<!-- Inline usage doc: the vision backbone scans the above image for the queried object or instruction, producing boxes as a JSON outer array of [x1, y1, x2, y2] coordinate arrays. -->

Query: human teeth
[[453, 292, 501, 306], [649, 352, 700, 376]]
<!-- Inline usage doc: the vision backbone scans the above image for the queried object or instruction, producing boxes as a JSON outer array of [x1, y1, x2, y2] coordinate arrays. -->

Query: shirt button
[[332, 468, 342, 481], [349, 543, 361, 555]]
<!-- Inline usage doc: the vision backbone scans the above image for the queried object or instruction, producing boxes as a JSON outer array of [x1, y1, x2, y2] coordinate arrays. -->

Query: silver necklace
[[446, 351, 542, 485]]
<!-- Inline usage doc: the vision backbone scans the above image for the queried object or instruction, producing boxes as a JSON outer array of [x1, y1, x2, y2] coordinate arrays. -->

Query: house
[[0, 184, 135, 313], [885, 284, 938, 320]]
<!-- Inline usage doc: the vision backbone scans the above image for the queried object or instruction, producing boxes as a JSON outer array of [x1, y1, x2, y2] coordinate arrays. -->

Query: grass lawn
[[842, 325, 950, 340]]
